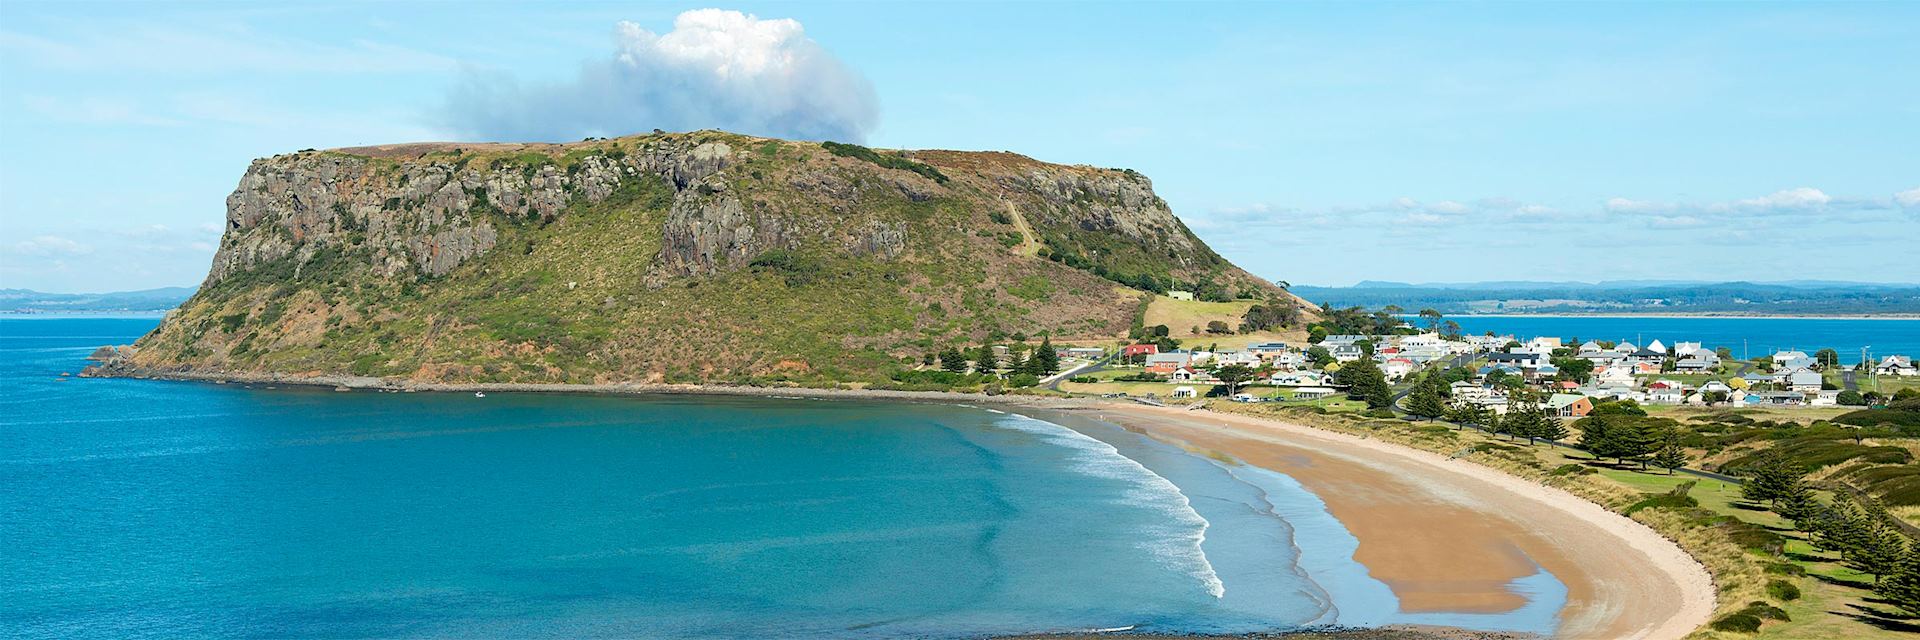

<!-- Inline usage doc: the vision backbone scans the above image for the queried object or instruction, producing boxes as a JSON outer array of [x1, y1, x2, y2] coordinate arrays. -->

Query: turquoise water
[[1416, 315, 1919, 365], [2, 318, 1560, 638]]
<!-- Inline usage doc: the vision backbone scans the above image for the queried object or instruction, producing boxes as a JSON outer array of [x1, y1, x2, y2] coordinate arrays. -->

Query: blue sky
[[3, 1, 1916, 293]]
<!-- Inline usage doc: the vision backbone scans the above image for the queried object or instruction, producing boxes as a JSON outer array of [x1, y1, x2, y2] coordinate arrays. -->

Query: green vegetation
[[820, 141, 948, 183], [138, 130, 1272, 389]]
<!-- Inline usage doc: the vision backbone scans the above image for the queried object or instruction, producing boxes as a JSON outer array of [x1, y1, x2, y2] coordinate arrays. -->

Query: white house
[[1171, 385, 1198, 398], [1168, 290, 1195, 301], [1646, 381, 1687, 404], [1527, 336, 1564, 352], [1773, 350, 1810, 368], [1878, 355, 1917, 376], [1382, 357, 1415, 381], [1646, 339, 1668, 354], [1330, 344, 1365, 362], [1213, 351, 1262, 367], [1272, 370, 1330, 386], [1811, 389, 1841, 406], [1267, 352, 1308, 370], [1785, 369, 1824, 392], [1291, 386, 1337, 400], [1450, 381, 1493, 402]]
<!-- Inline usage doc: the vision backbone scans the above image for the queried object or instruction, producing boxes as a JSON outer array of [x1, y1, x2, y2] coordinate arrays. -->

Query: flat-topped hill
[[125, 130, 1307, 385]]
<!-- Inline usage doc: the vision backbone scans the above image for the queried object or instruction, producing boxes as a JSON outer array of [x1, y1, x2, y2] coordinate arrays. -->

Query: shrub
[[1625, 492, 1700, 515], [1738, 601, 1789, 621], [820, 141, 948, 183], [1708, 613, 1762, 633], [1007, 373, 1040, 388], [1763, 561, 1806, 576], [1765, 579, 1801, 601]]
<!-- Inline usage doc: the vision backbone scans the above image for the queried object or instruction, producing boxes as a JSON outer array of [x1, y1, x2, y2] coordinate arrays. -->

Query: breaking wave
[[992, 414, 1226, 598]]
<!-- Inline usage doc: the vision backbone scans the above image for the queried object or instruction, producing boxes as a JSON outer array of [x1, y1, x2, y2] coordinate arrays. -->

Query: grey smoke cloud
[[441, 9, 878, 142]]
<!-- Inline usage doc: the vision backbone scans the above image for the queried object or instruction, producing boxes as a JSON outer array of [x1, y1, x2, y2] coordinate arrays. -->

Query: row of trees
[[1240, 297, 1304, 332], [1403, 375, 1574, 444], [1739, 452, 1919, 614], [930, 336, 1060, 377], [1575, 413, 1691, 471]]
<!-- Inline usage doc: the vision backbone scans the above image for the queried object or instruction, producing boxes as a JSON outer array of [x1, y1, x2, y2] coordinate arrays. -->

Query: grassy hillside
[[126, 131, 1301, 386]]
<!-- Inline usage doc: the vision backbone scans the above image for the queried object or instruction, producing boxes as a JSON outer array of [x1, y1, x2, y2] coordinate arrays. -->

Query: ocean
[[1412, 315, 1920, 365], [2, 317, 1557, 638]]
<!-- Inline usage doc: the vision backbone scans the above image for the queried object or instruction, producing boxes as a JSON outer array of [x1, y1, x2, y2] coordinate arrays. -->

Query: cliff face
[[130, 131, 1291, 385]]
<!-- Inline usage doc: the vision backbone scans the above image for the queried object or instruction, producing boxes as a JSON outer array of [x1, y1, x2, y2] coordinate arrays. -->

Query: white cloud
[[1648, 215, 1707, 228], [1896, 187, 1920, 208], [1397, 212, 1447, 225], [1604, 197, 1667, 214], [1722, 187, 1830, 212], [1428, 200, 1471, 215], [12, 235, 93, 256], [440, 9, 878, 142]]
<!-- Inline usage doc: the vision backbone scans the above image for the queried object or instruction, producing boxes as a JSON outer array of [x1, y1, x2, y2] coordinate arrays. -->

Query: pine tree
[[1404, 377, 1448, 421], [1848, 498, 1910, 585], [1740, 451, 1805, 506], [1577, 414, 1613, 459], [939, 347, 969, 373], [1536, 414, 1568, 444], [975, 345, 998, 375], [1879, 545, 1920, 615], [1035, 336, 1060, 375], [1650, 429, 1689, 474], [1776, 482, 1822, 527], [1339, 358, 1392, 409], [1503, 400, 1545, 444]]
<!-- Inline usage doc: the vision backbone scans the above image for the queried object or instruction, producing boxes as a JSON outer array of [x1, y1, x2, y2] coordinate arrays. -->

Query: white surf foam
[[992, 414, 1226, 598]]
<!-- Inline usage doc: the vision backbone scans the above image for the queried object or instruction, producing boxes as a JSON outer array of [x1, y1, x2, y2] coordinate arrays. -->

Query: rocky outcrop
[[658, 184, 784, 275], [138, 130, 1289, 387], [1006, 166, 1210, 265], [206, 137, 745, 284]]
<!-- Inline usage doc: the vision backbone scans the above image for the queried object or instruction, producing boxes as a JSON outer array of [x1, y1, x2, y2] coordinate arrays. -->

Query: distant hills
[[1292, 281, 1920, 315], [1, 287, 196, 314]]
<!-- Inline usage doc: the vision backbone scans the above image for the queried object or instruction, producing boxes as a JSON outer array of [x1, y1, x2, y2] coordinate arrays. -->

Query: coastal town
[[1065, 331, 1918, 412]]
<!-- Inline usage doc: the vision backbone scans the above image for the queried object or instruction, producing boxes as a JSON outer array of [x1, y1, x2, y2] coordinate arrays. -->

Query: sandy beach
[[1051, 404, 1714, 640], [90, 366, 1714, 638]]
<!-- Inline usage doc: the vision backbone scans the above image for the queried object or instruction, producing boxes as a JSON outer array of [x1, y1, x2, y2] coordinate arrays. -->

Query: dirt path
[[1002, 201, 1042, 257]]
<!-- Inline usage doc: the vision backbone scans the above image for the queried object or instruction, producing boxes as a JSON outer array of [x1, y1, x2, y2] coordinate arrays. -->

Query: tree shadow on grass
[[1810, 572, 1876, 591], [1835, 603, 1920, 634]]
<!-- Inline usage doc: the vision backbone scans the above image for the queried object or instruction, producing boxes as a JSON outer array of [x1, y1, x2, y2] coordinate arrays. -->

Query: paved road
[[1043, 354, 1113, 393], [1841, 369, 1860, 392]]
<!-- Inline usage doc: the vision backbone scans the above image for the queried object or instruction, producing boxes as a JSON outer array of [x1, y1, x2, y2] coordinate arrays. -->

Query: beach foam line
[[992, 413, 1226, 598]]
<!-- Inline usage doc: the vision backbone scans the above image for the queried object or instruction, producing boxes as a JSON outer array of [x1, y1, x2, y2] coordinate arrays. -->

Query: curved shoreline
[[86, 367, 1714, 638]]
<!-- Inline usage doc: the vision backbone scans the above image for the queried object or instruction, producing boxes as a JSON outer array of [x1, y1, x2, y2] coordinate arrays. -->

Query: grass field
[[1139, 295, 1308, 348]]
